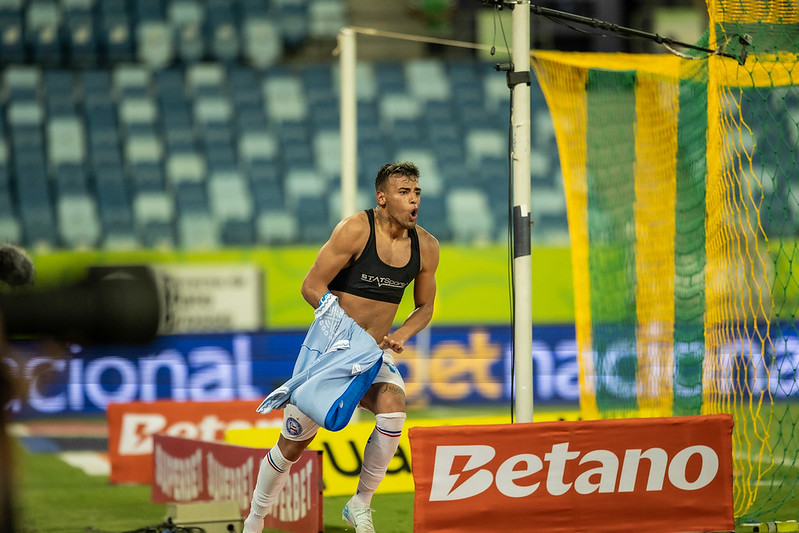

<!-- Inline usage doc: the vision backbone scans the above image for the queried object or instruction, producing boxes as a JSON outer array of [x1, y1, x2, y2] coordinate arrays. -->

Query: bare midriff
[[331, 290, 400, 344]]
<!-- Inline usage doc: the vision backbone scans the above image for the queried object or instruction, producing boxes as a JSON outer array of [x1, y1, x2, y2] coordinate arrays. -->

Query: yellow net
[[531, 5, 799, 520]]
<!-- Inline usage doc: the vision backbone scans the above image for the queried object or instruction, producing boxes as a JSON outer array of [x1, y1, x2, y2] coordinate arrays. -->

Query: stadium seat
[[4, 66, 40, 101], [57, 193, 102, 248], [256, 209, 299, 244], [208, 170, 254, 222], [308, 0, 345, 40], [406, 59, 451, 101], [47, 116, 86, 168], [140, 219, 176, 248], [243, 18, 282, 68], [263, 74, 307, 122], [178, 212, 219, 248], [284, 167, 326, 208], [220, 218, 255, 246], [167, 152, 206, 185], [446, 187, 494, 243], [134, 190, 174, 227]]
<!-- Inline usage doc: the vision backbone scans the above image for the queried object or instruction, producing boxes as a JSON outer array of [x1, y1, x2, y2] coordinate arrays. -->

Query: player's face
[[380, 175, 421, 229]]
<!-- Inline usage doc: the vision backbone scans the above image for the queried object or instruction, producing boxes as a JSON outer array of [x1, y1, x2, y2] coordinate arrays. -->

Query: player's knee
[[277, 434, 314, 462]]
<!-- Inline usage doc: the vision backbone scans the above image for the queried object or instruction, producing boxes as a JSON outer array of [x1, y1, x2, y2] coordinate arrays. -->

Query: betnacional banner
[[151, 435, 323, 533], [6, 326, 581, 419], [107, 399, 282, 484], [410, 415, 734, 533]]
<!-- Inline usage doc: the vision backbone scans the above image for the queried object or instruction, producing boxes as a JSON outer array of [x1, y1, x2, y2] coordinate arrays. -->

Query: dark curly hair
[[375, 161, 420, 192]]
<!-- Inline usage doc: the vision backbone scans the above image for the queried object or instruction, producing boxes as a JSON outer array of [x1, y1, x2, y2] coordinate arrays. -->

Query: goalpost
[[336, 1, 535, 423]]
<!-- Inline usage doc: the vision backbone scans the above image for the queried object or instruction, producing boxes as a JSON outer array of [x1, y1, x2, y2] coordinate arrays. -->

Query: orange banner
[[107, 399, 282, 484], [410, 414, 733, 533]]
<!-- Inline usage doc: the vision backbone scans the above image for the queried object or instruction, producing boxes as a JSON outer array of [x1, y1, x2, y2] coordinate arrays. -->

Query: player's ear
[[376, 190, 386, 207]]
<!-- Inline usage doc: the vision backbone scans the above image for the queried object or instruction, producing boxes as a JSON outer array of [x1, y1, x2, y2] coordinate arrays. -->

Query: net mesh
[[531, 2, 799, 521]]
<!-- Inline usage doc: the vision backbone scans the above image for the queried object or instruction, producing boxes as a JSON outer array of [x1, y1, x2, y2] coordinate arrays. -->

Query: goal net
[[530, 2, 799, 521]]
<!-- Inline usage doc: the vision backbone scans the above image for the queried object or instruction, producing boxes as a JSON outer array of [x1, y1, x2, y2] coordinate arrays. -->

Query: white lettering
[[207, 453, 254, 510], [618, 448, 668, 492], [429, 442, 722, 501], [668, 446, 718, 490], [154, 444, 203, 500], [430, 445, 495, 501], [117, 413, 283, 456]]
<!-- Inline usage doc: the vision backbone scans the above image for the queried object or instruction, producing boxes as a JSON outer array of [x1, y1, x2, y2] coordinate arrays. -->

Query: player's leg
[[243, 405, 319, 533], [342, 353, 407, 532]]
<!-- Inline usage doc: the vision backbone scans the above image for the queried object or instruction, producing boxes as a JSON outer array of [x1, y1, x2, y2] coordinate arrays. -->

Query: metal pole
[[339, 27, 358, 218], [511, 0, 533, 423]]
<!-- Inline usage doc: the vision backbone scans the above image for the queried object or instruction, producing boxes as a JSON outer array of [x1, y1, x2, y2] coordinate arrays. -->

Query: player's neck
[[374, 207, 407, 241]]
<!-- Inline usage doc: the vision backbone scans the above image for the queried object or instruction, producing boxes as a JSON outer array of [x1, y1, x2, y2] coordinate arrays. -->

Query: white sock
[[352, 412, 406, 507], [243, 445, 296, 532]]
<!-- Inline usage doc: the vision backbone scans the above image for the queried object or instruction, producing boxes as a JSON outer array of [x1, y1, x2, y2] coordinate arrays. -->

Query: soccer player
[[244, 161, 440, 533]]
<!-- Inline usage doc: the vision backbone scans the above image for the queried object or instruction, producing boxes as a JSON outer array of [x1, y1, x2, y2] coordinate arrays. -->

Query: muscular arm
[[380, 230, 440, 353], [300, 214, 367, 308]]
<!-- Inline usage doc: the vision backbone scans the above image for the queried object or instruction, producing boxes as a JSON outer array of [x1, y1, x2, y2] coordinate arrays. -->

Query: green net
[[531, 2, 799, 520]]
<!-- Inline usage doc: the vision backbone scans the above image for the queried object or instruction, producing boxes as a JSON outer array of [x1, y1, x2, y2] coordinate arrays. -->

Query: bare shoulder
[[329, 210, 370, 251], [415, 225, 440, 268]]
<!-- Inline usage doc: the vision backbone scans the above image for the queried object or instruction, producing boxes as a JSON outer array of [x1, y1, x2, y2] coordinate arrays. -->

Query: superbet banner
[[107, 399, 282, 484], [151, 435, 323, 533], [410, 415, 734, 533]]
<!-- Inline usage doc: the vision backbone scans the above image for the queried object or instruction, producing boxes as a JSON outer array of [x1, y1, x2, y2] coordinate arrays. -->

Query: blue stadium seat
[[298, 195, 329, 243], [178, 212, 219, 248], [27, 0, 62, 65], [140, 220, 176, 248], [221, 219, 255, 246], [256, 209, 299, 244], [242, 18, 282, 68], [252, 179, 285, 212], [57, 193, 102, 248], [208, 170, 253, 222]]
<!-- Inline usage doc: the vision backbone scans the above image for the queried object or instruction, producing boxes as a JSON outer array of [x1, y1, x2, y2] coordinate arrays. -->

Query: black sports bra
[[327, 209, 420, 304]]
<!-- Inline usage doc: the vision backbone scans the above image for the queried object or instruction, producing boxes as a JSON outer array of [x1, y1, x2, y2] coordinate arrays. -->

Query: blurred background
[[0, 0, 712, 425]]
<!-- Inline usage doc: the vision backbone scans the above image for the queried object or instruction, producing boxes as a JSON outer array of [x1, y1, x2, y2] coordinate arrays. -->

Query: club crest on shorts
[[285, 416, 303, 437]]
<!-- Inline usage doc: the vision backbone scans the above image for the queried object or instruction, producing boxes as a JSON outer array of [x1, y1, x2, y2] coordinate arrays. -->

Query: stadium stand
[[1, 0, 566, 249]]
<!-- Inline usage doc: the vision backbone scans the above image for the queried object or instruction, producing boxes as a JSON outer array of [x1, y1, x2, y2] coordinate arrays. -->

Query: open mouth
[[410, 208, 418, 220]]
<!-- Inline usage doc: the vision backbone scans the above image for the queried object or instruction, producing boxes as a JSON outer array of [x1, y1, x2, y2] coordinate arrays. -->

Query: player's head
[[375, 162, 421, 229], [375, 161, 420, 193]]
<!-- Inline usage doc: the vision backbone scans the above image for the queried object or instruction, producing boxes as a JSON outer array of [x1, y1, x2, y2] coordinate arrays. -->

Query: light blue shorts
[[280, 351, 405, 441]]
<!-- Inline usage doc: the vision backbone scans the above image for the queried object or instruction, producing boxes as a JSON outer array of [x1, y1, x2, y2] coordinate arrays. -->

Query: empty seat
[[284, 168, 326, 207], [263, 75, 307, 122], [208, 171, 253, 221], [186, 63, 225, 97], [134, 190, 174, 226], [446, 187, 495, 243], [313, 130, 341, 178], [464, 129, 507, 166], [136, 20, 175, 69], [178, 212, 219, 248], [379, 93, 421, 129], [308, 0, 344, 39], [239, 130, 277, 164], [166, 152, 206, 184], [243, 18, 282, 68], [113, 65, 151, 99], [47, 116, 86, 167], [58, 193, 102, 248], [406, 59, 450, 101], [140, 220, 175, 248], [256, 209, 298, 244], [220, 218, 255, 246]]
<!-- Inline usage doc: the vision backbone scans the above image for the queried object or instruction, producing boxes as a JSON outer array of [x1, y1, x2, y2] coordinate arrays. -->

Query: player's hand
[[380, 335, 404, 354]]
